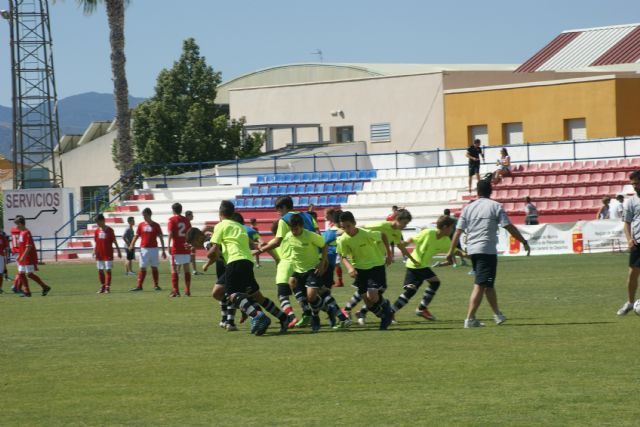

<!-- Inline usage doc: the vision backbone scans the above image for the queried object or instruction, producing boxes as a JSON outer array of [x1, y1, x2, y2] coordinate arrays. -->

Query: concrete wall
[[615, 78, 640, 137], [444, 77, 620, 148], [230, 73, 446, 154]]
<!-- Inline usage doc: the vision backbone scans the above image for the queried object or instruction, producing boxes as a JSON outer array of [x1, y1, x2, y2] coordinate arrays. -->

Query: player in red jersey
[[93, 214, 122, 294], [13, 215, 50, 297], [0, 228, 8, 293], [128, 207, 166, 291], [167, 203, 192, 297], [9, 225, 22, 293]]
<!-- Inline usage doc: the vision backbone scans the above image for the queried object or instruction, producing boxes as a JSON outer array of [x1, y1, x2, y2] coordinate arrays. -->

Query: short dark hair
[[142, 207, 152, 216], [249, 218, 257, 224], [436, 215, 455, 230], [477, 180, 492, 198], [185, 210, 193, 217], [325, 208, 342, 224], [474, 138, 481, 145], [172, 202, 182, 214], [275, 196, 293, 211], [391, 205, 398, 210], [14, 215, 25, 225], [395, 209, 412, 223], [219, 200, 235, 218], [127, 216, 135, 223], [443, 208, 451, 216], [629, 170, 640, 181], [339, 211, 356, 224], [186, 227, 203, 244], [616, 195, 624, 202], [95, 214, 105, 221], [289, 214, 304, 228], [231, 212, 245, 224], [308, 211, 318, 220]]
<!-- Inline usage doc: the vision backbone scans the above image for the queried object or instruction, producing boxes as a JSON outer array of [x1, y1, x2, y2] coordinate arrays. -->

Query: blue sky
[[0, 0, 639, 105]]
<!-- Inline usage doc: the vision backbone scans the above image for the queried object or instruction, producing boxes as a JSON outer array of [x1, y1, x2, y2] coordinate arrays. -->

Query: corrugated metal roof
[[517, 23, 640, 72], [592, 26, 640, 65]]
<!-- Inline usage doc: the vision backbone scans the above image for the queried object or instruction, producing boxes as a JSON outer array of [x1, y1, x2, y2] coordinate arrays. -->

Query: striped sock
[[261, 297, 287, 321], [418, 283, 440, 310], [393, 286, 417, 312], [344, 291, 362, 311]]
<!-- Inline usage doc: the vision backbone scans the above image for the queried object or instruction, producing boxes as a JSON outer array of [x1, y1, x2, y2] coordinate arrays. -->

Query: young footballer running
[[391, 215, 455, 321], [14, 215, 51, 297], [337, 211, 393, 330], [93, 214, 122, 294], [167, 203, 192, 297], [617, 170, 640, 316], [129, 208, 166, 291]]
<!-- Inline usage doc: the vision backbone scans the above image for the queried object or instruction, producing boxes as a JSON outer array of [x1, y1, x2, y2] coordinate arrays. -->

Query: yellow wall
[[444, 79, 618, 148], [615, 78, 640, 137]]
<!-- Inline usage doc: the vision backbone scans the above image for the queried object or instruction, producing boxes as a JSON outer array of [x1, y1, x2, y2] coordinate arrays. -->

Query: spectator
[[609, 194, 624, 220], [493, 148, 512, 183], [466, 139, 485, 193], [524, 197, 539, 225], [596, 196, 611, 220]]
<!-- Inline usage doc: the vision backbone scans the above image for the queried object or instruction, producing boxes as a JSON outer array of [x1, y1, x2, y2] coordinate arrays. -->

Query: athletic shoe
[[295, 315, 313, 328], [249, 315, 258, 334], [255, 264, 262, 269], [416, 308, 436, 321], [617, 302, 634, 316], [467, 270, 475, 276], [184, 291, 191, 297], [104, 287, 110, 294], [332, 319, 352, 330], [192, 271, 203, 276], [20, 292, 31, 297], [311, 315, 321, 333], [356, 312, 366, 326], [153, 286, 162, 291], [97, 287, 105, 294], [379, 302, 393, 330], [41, 286, 51, 296], [129, 287, 143, 292], [254, 313, 271, 336], [0, 288, 4, 294], [391, 312, 397, 325], [287, 315, 299, 329], [279, 318, 289, 334], [494, 312, 507, 325], [219, 321, 227, 329], [226, 324, 238, 332], [327, 309, 337, 328], [169, 291, 180, 298], [341, 308, 352, 320], [11, 286, 18, 294], [464, 318, 485, 328]]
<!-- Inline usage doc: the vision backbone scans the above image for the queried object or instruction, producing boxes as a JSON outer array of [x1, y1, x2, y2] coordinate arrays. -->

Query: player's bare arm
[[128, 234, 139, 251], [342, 256, 357, 278], [446, 229, 463, 264], [315, 245, 329, 276], [381, 234, 393, 265]]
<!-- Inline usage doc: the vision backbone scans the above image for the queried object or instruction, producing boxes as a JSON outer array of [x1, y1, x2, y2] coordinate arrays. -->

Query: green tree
[[132, 38, 259, 175], [74, 0, 134, 176]]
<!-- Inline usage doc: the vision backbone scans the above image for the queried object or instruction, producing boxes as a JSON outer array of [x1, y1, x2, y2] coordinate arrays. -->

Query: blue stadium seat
[[246, 198, 255, 208], [266, 175, 276, 183], [277, 185, 287, 195], [250, 186, 260, 195], [283, 174, 294, 183], [268, 185, 277, 195], [309, 196, 319, 206], [339, 171, 349, 181], [325, 183, 334, 193], [287, 184, 296, 194], [305, 184, 315, 194], [328, 195, 338, 204], [338, 195, 347, 204], [262, 198, 272, 208], [320, 172, 330, 181], [356, 170, 367, 180], [354, 182, 363, 191], [312, 172, 322, 181], [257, 175, 265, 183], [292, 196, 300, 206], [315, 183, 325, 193], [302, 173, 313, 182], [344, 183, 353, 192], [348, 171, 358, 180], [236, 198, 246, 208], [334, 183, 344, 193], [296, 184, 306, 194], [329, 171, 340, 180], [293, 173, 303, 182], [259, 186, 268, 195], [319, 195, 328, 206], [300, 196, 309, 206], [241, 187, 250, 195], [367, 170, 377, 178]]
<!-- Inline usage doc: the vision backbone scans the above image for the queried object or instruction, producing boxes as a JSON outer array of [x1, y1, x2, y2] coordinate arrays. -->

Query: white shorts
[[172, 254, 191, 266], [140, 248, 159, 268], [18, 264, 35, 273], [97, 260, 113, 270]]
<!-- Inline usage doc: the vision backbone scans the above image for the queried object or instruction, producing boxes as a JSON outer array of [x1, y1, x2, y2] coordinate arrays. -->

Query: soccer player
[[185, 210, 202, 275], [337, 211, 394, 330], [446, 180, 530, 328], [284, 214, 351, 331], [617, 170, 640, 316], [324, 208, 344, 287], [249, 218, 262, 268], [207, 200, 288, 335], [9, 224, 22, 293], [391, 215, 455, 321], [13, 215, 51, 297], [167, 203, 192, 297], [345, 208, 413, 324], [0, 228, 8, 293], [128, 208, 166, 291], [93, 214, 122, 293], [123, 216, 136, 276]]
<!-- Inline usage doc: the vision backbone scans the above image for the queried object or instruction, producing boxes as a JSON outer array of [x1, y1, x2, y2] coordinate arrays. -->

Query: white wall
[[229, 73, 446, 154]]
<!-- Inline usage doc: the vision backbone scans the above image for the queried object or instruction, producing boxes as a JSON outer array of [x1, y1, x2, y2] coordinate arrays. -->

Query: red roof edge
[[515, 32, 581, 73], [591, 26, 640, 66]]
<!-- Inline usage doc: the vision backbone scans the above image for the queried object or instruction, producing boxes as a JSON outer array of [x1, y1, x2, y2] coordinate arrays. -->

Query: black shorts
[[215, 259, 226, 285], [468, 162, 480, 176], [223, 259, 260, 295], [403, 267, 437, 288], [353, 265, 387, 294], [629, 246, 640, 268], [126, 249, 135, 261], [471, 254, 498, 288], [292, 268, 331, 289]]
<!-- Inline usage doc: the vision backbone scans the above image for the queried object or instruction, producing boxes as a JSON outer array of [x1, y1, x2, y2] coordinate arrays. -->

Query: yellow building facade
[[444, 75, 640, 148]]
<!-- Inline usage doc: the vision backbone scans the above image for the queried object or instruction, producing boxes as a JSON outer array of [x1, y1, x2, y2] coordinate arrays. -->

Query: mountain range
[[0, 92, 146, 160]]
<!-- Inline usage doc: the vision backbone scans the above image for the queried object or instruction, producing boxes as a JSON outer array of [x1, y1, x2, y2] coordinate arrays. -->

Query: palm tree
[[75, 0, 133, 176]]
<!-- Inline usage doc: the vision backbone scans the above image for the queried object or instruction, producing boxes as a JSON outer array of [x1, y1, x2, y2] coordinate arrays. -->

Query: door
[[503, 122, 523, 145], [469, 125, 488, 146], [565, 118, 586, 141]]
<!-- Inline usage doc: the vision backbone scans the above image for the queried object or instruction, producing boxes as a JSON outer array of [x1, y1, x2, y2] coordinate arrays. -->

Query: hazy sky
[[0, 0, 639, 105]]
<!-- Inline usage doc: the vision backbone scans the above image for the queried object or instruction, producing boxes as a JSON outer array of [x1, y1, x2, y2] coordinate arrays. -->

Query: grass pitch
[[1, 253, 639, 426]]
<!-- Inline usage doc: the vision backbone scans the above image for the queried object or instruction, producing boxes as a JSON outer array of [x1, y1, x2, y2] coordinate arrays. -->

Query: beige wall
[[230, 73, 446, 154], [59, 130, 120, 210]]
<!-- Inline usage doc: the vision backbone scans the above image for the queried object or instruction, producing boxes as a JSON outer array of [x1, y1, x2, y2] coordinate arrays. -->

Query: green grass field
[[1, 253, 639, 426]]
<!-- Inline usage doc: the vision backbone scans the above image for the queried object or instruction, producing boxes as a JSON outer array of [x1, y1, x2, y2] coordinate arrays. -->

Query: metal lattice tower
[[6, 0, 62, 189]]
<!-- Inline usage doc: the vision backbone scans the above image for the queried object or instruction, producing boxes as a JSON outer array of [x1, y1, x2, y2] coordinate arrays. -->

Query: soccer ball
[[634, 299, 640, 316]]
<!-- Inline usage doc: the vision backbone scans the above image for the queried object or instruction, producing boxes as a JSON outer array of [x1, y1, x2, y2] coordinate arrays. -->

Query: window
[[81, 185, 109, 215], [370, 123, 391, 142], [330, 126, 354, 143], [503, 122, 523, 145], [468, 125, 488, 145], [564, 118, 586, 141]]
